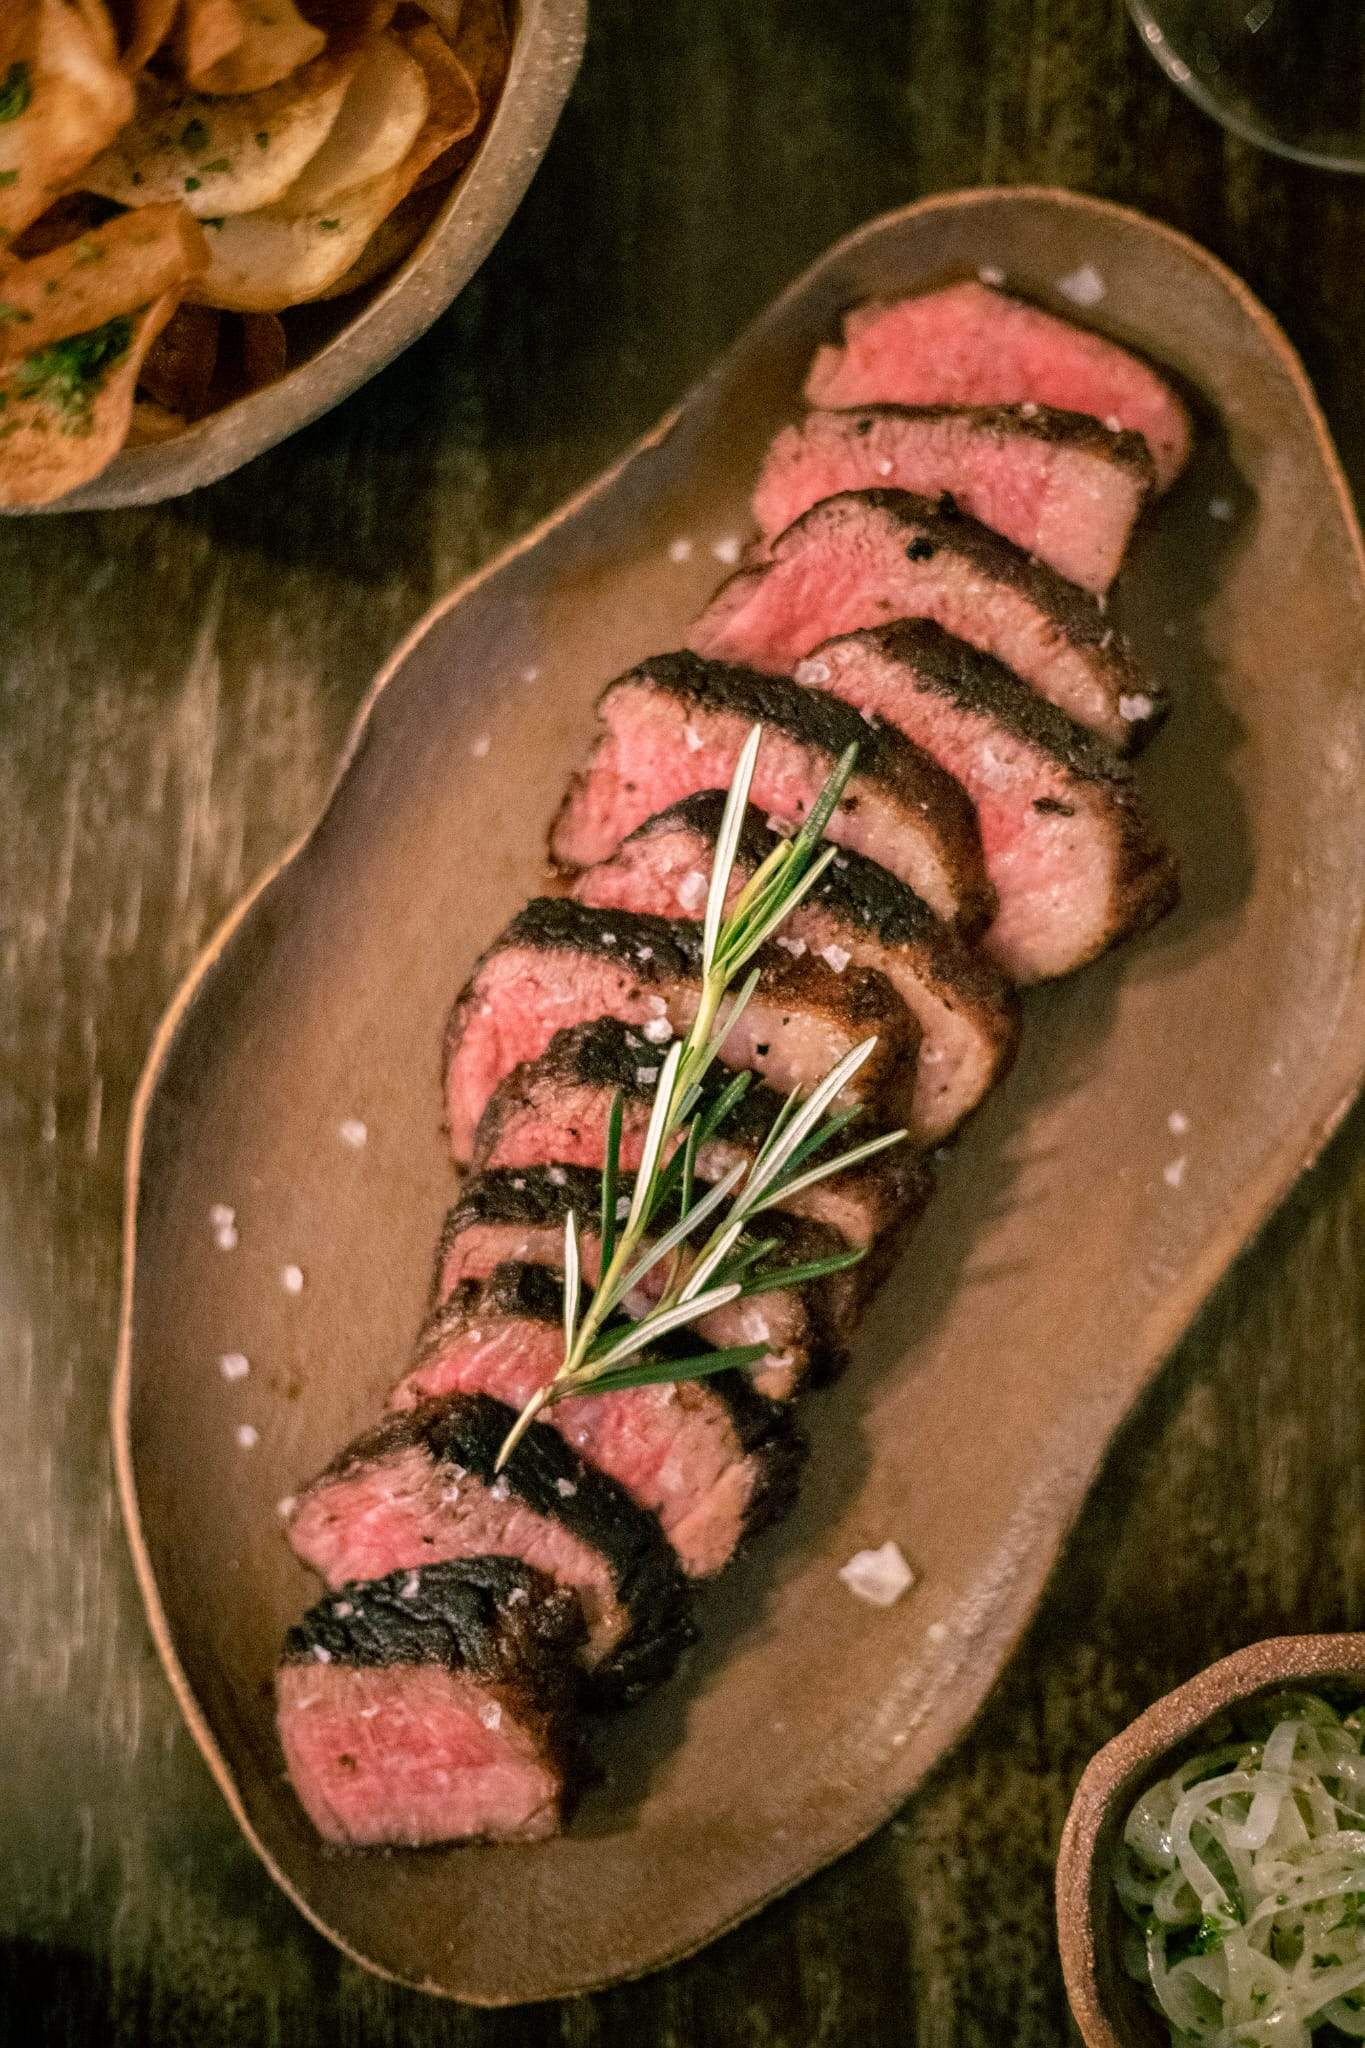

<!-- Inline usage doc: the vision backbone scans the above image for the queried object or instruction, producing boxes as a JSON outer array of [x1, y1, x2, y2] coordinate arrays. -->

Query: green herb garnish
[[0, 170, 18, 190], [0, 63, 31, 124], [199, 157, 232, 175], [180, 118, 210, 152], [15, 316, 134, 431]]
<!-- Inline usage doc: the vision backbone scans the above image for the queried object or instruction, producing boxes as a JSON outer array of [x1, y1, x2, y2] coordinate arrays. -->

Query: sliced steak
[[443, 898, 913, 1163], [794, 623, 1179, 980], [389, 1266, 805, 1578], [549, 651, 993, 930], [432, 1169, 858, 1398], [287, 1393, 694, 1702], [751, 405, 1155, 593], [576, 792, 1019, 1140], [690, 489, 1160, 751], [276, 1557, 583, 1846], [803, 281, 1192, 490], [473, 1019, 929, 1254]]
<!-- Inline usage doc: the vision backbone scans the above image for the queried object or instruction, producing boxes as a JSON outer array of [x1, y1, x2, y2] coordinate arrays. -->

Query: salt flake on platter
[[281, 1264, 304, 1295], [220, 1352, 250, 1381], [235, 1423, 259, 1450], [1168, 1110, 1190, 1136], [1057, 263, 1106, 307], [555, 1478, 578, 1498], [470, 734, 491, 760], [821, 943, 851, 974], [338, 1118, 367, 1149], [1119, 693, 1155, 724], [1209, 496, 1235, 522], [977, 263, 1005, 287], [838, 1541, 915, 1607], [711, 536, 742, 566], [668, 537, 694, 563], [276, 1495, 297, 1519], [1163, 1156, 1188, 1189]]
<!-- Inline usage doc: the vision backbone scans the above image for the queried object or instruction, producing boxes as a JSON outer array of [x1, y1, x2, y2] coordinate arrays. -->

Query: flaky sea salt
[[821, 943, 851, 974], [339, 1117, 367, 1149], [876, 458, 894, 477], [1168, 1110, 1190, 1136], [332, 1600, 353, 1618], [281, 1263, 304, 1295], [645, 995, 668, 1018], [480, 1701, 503, 1730], [676, 869, 708, 912], [506, 1586, 529, 1608], [470, 734, 491, 759], [642, 1016, 673, 1044], [220, 1352, 250, 1381], [668, 537, 694, 563], [312, 1644, 332, 1664], [1105, 413, 1123, 433], [521, 665, 541, 685], [555, 1478, 578, 1498], [1057, 263, 1106, 307], [1209, 496, 1234, 522], [276, 1495, 297, 1519], [235, 1423, 258, 1449], [838, 1542, 915, 1608], [711, 536, 742, 565], [683, 723, 703, 752], [616, 1195, 630, 1220], [794, 657, 830, 687], [547, 1165, 568, 1186], [1164, 1156, 1188, 1189], [636, 1066, 659, 1085], [1119, 693, 1155, 724], [401, 1573, 421, 1599], [776, 935, 807, 958], [489, 1477, 511, 1503], [977, 264, 1005, 287]]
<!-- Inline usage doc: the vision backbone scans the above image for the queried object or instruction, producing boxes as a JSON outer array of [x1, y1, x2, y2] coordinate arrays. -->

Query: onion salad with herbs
[[1114, 1692, 1365, 2046]]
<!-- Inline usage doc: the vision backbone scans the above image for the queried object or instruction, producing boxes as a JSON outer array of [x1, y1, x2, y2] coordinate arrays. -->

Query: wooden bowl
[[1056, 1635, 1365, 2048], [32, 0, 585, 514]]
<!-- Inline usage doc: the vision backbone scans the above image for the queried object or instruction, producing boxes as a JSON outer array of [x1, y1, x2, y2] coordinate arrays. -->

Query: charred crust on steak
[[831, 402, 1156, 489], [282, 1555, 583, 1682], [335, 1394, 696, 1703]]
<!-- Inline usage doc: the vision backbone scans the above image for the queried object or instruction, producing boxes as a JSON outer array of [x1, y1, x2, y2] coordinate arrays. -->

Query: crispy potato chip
[[400, 20, 477, 145], [177, 0, 243, 81], [73, 0, 119, 64], [10, 189, 105, 256], [451, 0, 505, 104], [188, 0, 324, 94], [0, 291, 175, 505], [274, 32, 426, 211], [136, 296, 218, 413], [240, 306, 284, 385], [82, 46, 358, 218], [306, 175, 440, 298], [0, 201, 206, 365], [0, 0, 135, 241], [117, 0, 180, 73], [127, 393, 185, 440], [411, 0, 462, 40]]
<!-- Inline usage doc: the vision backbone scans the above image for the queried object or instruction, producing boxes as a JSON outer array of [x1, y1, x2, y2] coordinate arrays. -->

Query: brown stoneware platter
[[1056, 1634, 1365, 2048], [115, 188, 1365, 2002], [33, 0, 586, 515]]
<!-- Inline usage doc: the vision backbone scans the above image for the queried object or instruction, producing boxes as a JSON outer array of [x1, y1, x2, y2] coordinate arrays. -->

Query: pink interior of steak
[[287, 1442, 628, 1665], [447, 937, 900, 1164], [751, 407, 1149, 593], [473, 1068, 900, 1249], [276, 1660, 563, 1846], [689, 495, 1134, 747], [575, 824, 1002, 1139], [434, 1217, 808, 1399], [806, 639, 1112, 981], [554, 678, 970, 920], [390, 1322, 758, 1579], [803, 281, 1191, 488]]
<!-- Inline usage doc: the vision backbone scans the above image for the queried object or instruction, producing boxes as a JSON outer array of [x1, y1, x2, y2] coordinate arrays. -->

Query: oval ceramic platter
[[116, 187, 1365, 2003]]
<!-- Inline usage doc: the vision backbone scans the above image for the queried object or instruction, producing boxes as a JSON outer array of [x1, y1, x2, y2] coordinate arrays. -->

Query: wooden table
[[5, 3, 1365, 2040]]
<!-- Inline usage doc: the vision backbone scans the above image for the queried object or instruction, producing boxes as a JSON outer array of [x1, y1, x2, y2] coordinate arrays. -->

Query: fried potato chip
[[82, 46, 358, 217], [0, 201, 206, 365], [177, 0, 243, 81], [0, 0, 136, 241], [127, 393, 186, 440], [240, 306, 284, 385], [187, 0, 325, 94], [411, 0, 462, 40], [117, 0, 180, 73], [136, 295, 217, 413], [306, 174, 440, 298], [273, 31, 426, 211], [450, 0, 505, 104], [73, 0, 119, 64], [0, 290, 175, 505]]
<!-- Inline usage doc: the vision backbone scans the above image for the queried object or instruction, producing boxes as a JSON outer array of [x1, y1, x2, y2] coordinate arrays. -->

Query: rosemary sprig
[[493, 728, 908, 1468]]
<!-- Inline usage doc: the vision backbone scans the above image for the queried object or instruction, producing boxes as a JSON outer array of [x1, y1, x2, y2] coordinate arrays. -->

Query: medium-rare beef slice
[[751, 404, 1155, 593], [276, 1556, 583, 1847], [689, 489, 1162, 752], [576, 791, 1019, 1141], [795, 622, 1179, 981], [443, 897, 914, 1163], [287, 1394, 695, 1702], [549, 650, 993, 931], [472, 1018, 929, 1253], [432, 1166, 859, 1397], [803, 280, 1192, 490], [389, 1263, 806, 1578]]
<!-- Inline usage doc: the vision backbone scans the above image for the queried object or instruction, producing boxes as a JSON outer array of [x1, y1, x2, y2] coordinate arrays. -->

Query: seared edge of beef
[[821, 402, 1156, 481], [844, 619, 1180, 935], [301, 1394, 697, 1705], [419, 1265, 810, 1545]]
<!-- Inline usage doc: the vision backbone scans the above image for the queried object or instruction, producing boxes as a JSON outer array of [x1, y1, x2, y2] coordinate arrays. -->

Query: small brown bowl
[[1056, 1634, 1365, 2048], [28, 0, 585, 514]]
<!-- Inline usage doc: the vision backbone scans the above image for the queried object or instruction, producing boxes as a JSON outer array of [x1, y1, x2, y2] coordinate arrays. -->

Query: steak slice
[[803, 281, 1192, 490], [473, 1019, 929, 1254], [575, 792, 1019, 1141], [550, 652, 993, 930], [443, 897, 913, 1163], [389, 1265, 805, 1578], [751, 405, 1155, 593], [795, 623, 1180, 981], [432, 1169, 859, 1398], [690, 490, 1160, 751], [287, 1393, 694, 1702], [276, 1557, 583, 1846]]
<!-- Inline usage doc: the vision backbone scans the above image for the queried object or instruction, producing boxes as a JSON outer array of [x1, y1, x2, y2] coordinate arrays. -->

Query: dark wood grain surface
[[4, 3, 1365, 2041]]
